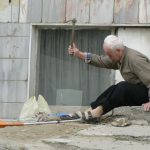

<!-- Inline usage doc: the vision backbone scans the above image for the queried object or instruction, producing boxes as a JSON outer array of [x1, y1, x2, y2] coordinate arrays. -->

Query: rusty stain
[[115, 0, 136, 14], [66, 0, 76, 19], [59, 0, 66, 22], [126, 0, 134, 10], [66, 0, 89, 22], [114, 0, 122, 14], [114, 0, 139, 23], [115, 0, 121, 7], [85, 0, 90, 6], [55, 0, 65, 22]]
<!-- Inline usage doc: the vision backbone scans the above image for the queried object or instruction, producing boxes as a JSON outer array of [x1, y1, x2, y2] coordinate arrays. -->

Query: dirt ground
[[0, 122, 91, 143]]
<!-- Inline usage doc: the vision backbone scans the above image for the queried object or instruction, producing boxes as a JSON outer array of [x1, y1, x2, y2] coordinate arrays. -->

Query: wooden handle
[[0, 121, 24, 128], [70, 18, 77, 48]]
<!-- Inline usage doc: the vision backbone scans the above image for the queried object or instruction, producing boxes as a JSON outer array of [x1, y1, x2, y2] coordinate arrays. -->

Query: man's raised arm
[[68, 43, 118, 70]]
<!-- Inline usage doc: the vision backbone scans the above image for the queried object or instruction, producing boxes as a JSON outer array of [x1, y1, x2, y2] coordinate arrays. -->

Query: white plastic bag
[[19, 95, 51, 121], [37, 94, 51, 114], [19, 96, 39, 121]]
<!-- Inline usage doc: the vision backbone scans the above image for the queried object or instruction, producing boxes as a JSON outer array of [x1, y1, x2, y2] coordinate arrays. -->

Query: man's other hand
[[68, 43, 79, 55], [143, 102, 150, 112]]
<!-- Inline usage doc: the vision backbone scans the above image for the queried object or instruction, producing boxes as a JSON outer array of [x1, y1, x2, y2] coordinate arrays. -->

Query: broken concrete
[[0, 106, 149, 149]]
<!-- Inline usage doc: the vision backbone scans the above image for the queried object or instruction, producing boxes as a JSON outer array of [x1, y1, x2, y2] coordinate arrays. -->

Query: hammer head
[[66, 18, 77, 24], [72, 18, 77, 24]]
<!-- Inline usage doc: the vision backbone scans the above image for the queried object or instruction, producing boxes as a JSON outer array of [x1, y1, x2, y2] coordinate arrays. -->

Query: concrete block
[[0, 102, 24, 119], [0, 37, 29, 58], [0, 59, 28, 80], [0, 23, 30, 36], [0, 81, 27, 103]]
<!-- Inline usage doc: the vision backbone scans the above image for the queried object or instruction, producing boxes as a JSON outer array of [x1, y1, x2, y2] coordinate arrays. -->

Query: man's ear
[[116, 49, 121, 53]]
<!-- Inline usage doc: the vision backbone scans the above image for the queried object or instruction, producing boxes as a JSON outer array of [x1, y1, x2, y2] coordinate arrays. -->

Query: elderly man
[[68, 35, 150, 122]]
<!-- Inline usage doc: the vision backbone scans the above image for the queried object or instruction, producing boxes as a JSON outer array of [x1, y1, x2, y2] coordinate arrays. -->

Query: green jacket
[[89, 47, 150, 100]]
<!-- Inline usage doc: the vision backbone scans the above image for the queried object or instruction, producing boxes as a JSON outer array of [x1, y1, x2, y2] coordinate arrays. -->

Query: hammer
[[66, 18, 77, 48]]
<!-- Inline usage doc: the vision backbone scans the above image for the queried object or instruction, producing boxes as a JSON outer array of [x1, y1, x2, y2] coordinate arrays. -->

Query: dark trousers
[[90, 81, 149, 114]]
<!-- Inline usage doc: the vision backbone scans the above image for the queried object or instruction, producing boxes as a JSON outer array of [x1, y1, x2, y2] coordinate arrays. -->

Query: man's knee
[[114, 81, 130, 98], [117, 81, 129, 90]]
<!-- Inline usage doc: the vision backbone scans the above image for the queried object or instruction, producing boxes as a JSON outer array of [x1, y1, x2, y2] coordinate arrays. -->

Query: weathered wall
[[0, 0, 148, 24], [0, 0, 150, 118], [1, 0, 150, 24], [0, 23, 30, 118]]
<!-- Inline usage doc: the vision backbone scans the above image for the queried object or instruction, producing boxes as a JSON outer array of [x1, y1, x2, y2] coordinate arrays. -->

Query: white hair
[[104, 35, 124, 51]]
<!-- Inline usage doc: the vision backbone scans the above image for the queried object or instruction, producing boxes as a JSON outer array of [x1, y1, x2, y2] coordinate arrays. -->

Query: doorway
[[34, 28, 114, 106]]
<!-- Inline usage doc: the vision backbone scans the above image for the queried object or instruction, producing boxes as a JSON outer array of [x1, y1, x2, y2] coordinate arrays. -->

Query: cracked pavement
[[0, 106, 150, 150]]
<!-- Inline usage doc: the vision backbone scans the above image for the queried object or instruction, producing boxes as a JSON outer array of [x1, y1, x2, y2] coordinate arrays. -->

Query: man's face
[[103, 44, 122, 62]]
